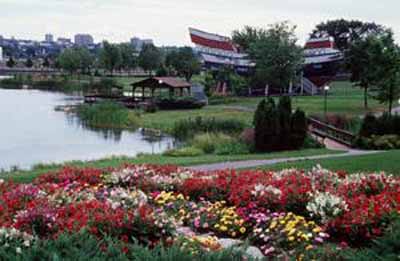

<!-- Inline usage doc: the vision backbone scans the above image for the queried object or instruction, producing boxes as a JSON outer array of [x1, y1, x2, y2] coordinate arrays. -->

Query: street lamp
[[324, 85, 330, 119]]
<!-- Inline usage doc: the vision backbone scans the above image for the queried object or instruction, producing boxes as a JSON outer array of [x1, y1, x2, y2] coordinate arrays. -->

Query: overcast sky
[[0, 0, 398, 46]]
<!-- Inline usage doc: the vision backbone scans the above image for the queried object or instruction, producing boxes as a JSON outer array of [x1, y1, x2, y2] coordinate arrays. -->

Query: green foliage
[[77, 101, 140, 129], [172, 117, 246, 140], [356, 135, 400, 150], [311, 19, 385, 51], [165, 47, 201, 81], [215, 141, 250, 155], [359, 113, 400, 137], [191, 133, 234, 154], [0, 230, 251, 260], [138, 44, 162, 74], [343, 217, 400, 261], [290, 109, 308, 149], [254, 97, 307, 152], [119, 43, 137, 70], [100, 41, 122, 74], [58, 47, 93, 75], [163, 146, 204, 157], [302, 135, 324, 149], [202, 71, 217, 97], [246, 22, 303, 92]]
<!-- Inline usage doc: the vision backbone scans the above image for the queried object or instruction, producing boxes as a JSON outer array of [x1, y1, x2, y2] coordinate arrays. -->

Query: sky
[[0, 0, 398, 46]]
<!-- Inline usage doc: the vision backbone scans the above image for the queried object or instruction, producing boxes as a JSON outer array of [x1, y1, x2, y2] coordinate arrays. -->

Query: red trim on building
[[190, 34, 236, 51], [305, 41, 334, 49]]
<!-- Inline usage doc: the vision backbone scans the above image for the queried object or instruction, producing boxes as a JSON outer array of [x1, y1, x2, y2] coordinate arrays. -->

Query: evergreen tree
[[278, 96, 292, 150], [254, 99, 267, 152], [290, 109, 307, 149]]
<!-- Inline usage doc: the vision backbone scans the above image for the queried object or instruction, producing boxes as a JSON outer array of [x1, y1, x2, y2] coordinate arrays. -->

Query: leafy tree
[[311, 19, 385, 51], [138, 44, 162, 75], [76, 47, 94, 74], [232, 26, 266, 51], [100, 41, 122, 75], [6, 57, 16, 68], [25, 58, 34, 68], [57, 48, 81, 75], [371, 34, 400, 115], [246, 22, 303, 93], [347, 35, 386, 109], [165, 47, 200, 81], [119, 43, 137, 70]]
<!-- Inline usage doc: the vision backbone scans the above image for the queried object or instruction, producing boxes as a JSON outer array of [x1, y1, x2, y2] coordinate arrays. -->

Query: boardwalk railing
[[307, 117, 356, 147]]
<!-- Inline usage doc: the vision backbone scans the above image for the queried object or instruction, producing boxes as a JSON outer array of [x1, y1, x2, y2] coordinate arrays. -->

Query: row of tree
[[55, 42, 200, 80]]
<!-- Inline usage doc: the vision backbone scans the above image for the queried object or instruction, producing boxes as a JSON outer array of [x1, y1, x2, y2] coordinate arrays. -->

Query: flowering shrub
[[0, 228, 35, 255], [250, 212, 328, 257], [1, 164, 399, 258], [306, 191, 349, 223]]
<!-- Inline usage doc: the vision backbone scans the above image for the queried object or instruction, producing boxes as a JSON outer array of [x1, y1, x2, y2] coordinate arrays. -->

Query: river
[[0, 89, 175, 171]]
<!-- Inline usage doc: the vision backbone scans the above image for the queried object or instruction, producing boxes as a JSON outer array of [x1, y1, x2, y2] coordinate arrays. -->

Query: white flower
[[16, 247, 22, 254], [307, 191, 348, 223]]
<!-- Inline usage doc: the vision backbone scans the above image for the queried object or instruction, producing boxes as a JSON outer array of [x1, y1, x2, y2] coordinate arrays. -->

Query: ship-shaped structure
[[189, 28, 344, 95], [189, 28, 254, 74], [303, 37, 343, 88]]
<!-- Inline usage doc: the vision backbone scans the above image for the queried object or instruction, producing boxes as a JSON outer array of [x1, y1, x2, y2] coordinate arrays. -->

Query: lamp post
[[324, 85, 330, 119]]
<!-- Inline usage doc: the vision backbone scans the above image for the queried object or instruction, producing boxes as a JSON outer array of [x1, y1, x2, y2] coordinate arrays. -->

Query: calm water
[[0, 89, 175, 170]]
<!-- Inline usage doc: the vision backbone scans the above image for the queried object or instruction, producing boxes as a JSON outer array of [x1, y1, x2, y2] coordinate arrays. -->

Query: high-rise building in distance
[[45, 34, 54, 42], [74, 34, 94, 46], [130, 37, 154, 51]]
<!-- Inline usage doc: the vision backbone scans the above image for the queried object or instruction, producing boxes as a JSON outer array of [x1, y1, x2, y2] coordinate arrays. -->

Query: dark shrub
[[360, 114, 378, 137], [290, 109, 308, 149], [278, 96, 292, 150], [156, 97, 206, 110], [254, 98, 307, 152]]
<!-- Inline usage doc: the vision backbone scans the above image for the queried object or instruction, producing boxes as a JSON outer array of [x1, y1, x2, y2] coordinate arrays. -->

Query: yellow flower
[[240, 227, 246, 234], [220, 226, 228, 232], [288, 236, 295, 241], [306, 245, 313, 251], [288, 229, 296, 236], [270, 221, 277, 229], [312, 227, 321, 233]]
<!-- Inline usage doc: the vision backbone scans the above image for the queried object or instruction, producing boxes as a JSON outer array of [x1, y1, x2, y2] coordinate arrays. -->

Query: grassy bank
[[256, 150, 400, 175], [1, 148, 337, 183], [77, 101, 140, 129]]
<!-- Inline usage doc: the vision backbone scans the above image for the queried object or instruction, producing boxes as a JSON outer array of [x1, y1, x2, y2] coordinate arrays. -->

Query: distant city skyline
[[0, 0, 399, 46]]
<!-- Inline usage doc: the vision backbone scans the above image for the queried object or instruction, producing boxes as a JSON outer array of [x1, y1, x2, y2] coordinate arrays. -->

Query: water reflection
[[0, 89, 176, 170]]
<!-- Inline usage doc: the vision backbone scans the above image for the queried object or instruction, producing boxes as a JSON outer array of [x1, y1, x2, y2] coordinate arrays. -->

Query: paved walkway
[[187, 150, 382, 172]]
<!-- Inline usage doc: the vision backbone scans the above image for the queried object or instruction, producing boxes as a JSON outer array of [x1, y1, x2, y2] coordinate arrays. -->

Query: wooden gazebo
[[130, 77, 191, 102]]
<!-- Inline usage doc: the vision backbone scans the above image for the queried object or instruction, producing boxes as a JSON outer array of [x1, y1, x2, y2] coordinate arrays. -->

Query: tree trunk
[[364, 85, 368, 109]]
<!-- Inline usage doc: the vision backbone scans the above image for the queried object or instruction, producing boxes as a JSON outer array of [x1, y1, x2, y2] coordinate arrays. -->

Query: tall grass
[[76, 101, 140, 129], [172, 116, 246, 139]]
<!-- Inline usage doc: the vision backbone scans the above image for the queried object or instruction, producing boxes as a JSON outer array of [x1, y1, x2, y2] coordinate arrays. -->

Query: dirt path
[[187, 150, 382, 172]]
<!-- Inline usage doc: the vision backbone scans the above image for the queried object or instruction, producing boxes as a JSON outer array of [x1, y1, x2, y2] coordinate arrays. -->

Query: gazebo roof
[[131, 77, 191, 89]]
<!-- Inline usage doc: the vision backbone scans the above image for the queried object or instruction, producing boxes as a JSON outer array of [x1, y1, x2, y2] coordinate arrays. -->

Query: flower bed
[[0, 165, 399, 258]]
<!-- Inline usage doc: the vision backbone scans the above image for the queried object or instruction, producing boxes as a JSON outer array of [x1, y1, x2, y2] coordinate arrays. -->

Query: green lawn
[[136, 81, 386, 133], [217, 81, 386, 116], [255, 150, 400, 175], [1, 148, 336, 183]]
